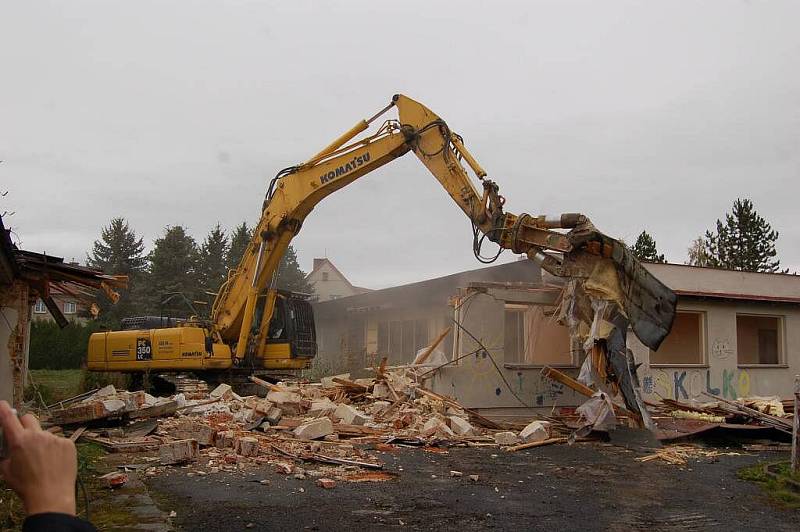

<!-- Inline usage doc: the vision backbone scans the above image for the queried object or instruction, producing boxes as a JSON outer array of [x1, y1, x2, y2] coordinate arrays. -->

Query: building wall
[[631, 299, 800, 403], [429, 286, 800, 417], [312, 260, 543, 377], [0, 280, 31, 406], [428, 286, 586, 418]]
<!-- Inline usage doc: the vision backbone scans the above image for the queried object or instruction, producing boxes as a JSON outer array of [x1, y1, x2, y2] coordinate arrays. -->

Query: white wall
[[632, 300, 800, 402]]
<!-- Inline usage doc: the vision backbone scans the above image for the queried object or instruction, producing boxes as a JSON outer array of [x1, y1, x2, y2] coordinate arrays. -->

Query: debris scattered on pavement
[[635, 445, 742, 466]]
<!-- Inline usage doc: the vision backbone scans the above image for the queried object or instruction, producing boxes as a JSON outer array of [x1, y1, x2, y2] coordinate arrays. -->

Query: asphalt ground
[[146, 441, 800, 531]]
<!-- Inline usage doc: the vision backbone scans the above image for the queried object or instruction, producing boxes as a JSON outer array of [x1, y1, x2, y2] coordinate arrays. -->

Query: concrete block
[[159, 439, 198, 465], [372, 382, 390, 399], [102, 399, 126, 413], [95, 384, 116, 398], [143, 393, 158, 406], [266, 391, 304, 415], [173, 421, 217, 446], [293, 418, 333, 440], [308, 399, 337, 418], [447, 416, 476, 436], [435, 423, 456, 439], [422, 416, 444, 434], [493, 431, 520, 445], [333, 404, 367, 425], [209, 383, 232, 400], [519, 420, 551, 443], [235, 436, 260, 457], [265, 406, 283, 425], [215, 430, 237, 449]]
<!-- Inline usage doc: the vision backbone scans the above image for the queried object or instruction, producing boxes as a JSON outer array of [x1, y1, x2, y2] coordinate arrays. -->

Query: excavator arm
[[211, 95, 677, 424]]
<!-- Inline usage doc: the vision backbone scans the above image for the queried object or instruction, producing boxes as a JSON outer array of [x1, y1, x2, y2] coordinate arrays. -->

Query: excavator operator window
[[268, 298, 288, 340]]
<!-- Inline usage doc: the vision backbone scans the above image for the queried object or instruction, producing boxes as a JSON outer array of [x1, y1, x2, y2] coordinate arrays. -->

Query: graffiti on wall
[[644, 368, 751, 400]]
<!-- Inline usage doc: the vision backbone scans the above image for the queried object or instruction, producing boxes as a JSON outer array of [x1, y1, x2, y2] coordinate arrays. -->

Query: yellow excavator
[[88, 95, 676, 405]]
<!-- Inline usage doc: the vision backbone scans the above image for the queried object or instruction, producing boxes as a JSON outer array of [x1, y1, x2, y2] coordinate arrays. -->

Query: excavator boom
[[211, 94, 676, 362]]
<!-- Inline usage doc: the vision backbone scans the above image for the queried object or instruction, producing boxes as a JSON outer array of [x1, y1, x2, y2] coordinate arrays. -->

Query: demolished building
[[313, 260, 800, 420]]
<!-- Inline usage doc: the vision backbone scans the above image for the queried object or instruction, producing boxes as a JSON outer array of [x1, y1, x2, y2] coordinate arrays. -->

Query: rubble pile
[[48, 384, 178, 426], [45, 368, 567, 484]]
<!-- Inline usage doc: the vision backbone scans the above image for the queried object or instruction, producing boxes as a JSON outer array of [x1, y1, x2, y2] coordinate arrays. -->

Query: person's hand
[[0, 400, 77, 516]]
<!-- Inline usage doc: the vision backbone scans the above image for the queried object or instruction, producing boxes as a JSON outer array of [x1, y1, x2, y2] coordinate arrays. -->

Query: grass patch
[[25, 369, 133, 409], [738, 461, 800, 509], [27, 369, 84, 405]]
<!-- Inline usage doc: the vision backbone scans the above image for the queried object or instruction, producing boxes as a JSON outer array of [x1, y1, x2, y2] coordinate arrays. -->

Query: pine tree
[[275, 245, 313, 294], [703, 198, 782, 272], [142, 226, 201, 316], [686, 235, 712, 267], [227, 222, 252, 272], [630, 230, 666, 263], [198, 223, 229, 296], [86, 218, 147, 324]]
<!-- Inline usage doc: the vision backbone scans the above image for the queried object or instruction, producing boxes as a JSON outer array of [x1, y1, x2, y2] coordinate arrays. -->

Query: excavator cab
[[254, 290, 316, 370]]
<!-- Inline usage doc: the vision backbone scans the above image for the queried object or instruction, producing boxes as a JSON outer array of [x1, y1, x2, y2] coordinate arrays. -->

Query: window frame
[[63, 301, 77, 314], [33, 299, 47, 314], [649, 310, 708, 368], [736, 313, 785, 368], [502, 303, 576, 369]]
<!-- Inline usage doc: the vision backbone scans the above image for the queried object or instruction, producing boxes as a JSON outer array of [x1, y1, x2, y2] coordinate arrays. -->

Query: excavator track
[[152, 373, 209, 399], [152, 371, 301, 398]]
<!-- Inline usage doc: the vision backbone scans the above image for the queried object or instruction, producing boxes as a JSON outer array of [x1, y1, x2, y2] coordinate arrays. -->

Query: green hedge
[[28, 320, 101, 370]]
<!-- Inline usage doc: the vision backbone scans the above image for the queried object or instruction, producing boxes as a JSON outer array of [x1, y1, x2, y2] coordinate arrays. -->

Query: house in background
[[306, 258, 371, 302], [32, 294, 91, 324]]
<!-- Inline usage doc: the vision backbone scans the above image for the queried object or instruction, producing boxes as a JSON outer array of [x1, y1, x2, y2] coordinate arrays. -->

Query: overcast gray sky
[[2, 0, 798, 288]]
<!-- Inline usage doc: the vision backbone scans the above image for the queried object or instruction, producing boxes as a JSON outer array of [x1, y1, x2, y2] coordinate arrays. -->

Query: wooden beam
[[505, 437, 567, 452], [413, 327, 452, 365]]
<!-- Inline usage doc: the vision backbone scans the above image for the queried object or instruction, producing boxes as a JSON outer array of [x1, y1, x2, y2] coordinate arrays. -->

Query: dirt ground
[[146, 441, 800, 531]]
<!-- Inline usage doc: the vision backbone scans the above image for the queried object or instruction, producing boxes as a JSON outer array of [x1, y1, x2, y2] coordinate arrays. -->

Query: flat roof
[[643, 263, 800, 304]]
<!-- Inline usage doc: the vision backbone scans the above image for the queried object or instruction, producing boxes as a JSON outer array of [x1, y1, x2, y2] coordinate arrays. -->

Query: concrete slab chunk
[[159, 439, 198, 465], [448, 416, 476, 436], [333, 403, 367, 425], [308, 399, 337, 418], [209, 383, 232, 400], [102, 399, 126, 413], [519, 420, 551, 443], [293, 417, 333, 440], [494, 431, 520, 445]]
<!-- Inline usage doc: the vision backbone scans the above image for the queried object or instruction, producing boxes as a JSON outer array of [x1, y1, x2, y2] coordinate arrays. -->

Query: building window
[[650, 311, 704, 365], [33, 299, 47, 313], [379, 318, 433, 361], [504, 306, 525, 362], [389, 321, 402, 360], [414, 319, 429, 353], [63, 301, 77, 314], [377, 321, 389, 354], [322, 272, 329, 281], [504, 304, 572, 366], [737, 314, 782, 365]]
